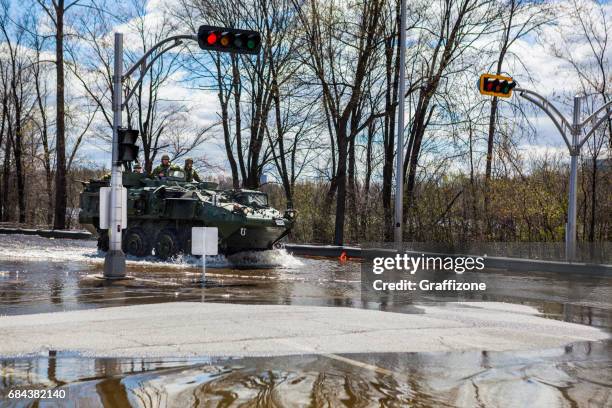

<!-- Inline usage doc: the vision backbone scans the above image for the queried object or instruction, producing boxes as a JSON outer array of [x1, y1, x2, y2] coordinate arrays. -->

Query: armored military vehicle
[[79, 169, 296, 259]]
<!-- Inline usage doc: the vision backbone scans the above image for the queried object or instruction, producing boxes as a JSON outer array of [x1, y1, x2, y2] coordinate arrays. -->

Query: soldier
[[184, 158, 201, 182], [152, 154, 177, 178], [151, 154, 181, 177]]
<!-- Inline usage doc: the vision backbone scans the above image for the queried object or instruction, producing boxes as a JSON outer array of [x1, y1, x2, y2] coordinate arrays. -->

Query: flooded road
[[0, 234, 611, 407]]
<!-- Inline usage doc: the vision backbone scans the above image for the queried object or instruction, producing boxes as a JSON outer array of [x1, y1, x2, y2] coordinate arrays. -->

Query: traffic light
[[197, 25, 261, 55], [478, 74, 517, 98], [117, 127, 139, 163]]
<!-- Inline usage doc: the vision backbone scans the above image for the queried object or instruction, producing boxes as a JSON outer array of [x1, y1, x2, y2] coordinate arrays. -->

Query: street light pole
[[103, 32, 126, 278], [516, 88, 612, 261], [566, 95, 581, 260], [394, 0, 407, 245]]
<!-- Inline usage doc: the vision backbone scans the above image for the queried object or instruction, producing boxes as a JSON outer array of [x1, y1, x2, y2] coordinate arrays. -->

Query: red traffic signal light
[[197, 25, 261, 55], [117, 128, 139, 163], [206, 32, 218, 45], [478, 74, 517, 98]]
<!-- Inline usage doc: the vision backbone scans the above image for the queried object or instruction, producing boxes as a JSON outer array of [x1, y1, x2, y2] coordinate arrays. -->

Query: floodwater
[[0, 234, 611, 407]]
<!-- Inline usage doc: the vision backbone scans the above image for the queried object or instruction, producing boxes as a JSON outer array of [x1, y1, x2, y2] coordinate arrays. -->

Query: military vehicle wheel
[[97, 231, 109, 252], [124, 228, 152, 257], [154, 229, 180, 260]]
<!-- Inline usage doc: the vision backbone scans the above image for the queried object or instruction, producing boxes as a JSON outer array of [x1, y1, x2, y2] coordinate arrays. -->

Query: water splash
[[226, 248, 303, 268], [0, 234, 303, 269], [152, 248, 303, 269]]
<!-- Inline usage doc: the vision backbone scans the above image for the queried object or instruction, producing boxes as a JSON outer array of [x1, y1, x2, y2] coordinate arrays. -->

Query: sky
[[4, 0, 611, 179]]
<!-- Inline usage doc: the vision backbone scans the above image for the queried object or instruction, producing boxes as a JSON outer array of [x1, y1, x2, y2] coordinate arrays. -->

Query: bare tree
[[401, 0, 498, 238], [30, 30, 55, 225], [0, 4, 37, 223], [35, 0, 81, 229], [68, 0, 214, 174], [0, 57, 9, 221], [483, 0, 552, 230], [293, 0, 386, 244]]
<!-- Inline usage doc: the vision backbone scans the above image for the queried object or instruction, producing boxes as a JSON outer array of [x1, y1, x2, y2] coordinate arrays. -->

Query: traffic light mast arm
[[123, 40, 186, 108], [515, 87, 573, 152], [516, 88, 572, 130], [122, 34, 197, 79], [121, 34, 198, 108]]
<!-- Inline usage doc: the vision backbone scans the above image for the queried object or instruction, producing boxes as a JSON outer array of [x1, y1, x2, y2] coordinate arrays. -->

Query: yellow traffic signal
[[479, 74, 517, 98]]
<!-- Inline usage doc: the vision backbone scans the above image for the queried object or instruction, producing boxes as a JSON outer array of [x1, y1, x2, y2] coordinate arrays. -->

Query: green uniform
[[152, 163, 179, 178], [184, 167, 201, 182]]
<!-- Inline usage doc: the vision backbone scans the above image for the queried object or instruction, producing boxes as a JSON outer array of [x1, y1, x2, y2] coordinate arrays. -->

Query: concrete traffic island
[[0, 302, 607, 358]]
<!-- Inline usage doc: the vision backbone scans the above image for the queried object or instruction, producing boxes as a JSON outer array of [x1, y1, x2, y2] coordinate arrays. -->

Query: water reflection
[[1, 235, 611, 406], [0, 341, 610, 407], [0, 256, 611, 332]]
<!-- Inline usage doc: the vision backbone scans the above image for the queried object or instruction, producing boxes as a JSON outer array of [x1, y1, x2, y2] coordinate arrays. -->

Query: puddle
[[0, 234, 611, 406], [0, 341, 610, 407]]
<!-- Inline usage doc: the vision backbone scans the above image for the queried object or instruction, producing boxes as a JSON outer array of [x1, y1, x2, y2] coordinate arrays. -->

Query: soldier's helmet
[[161, 154, 170, 161], [134, 162, 142, 169], [185, 158, 194, 164]]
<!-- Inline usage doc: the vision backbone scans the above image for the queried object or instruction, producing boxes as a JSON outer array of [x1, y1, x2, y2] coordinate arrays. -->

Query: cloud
[[6, 0, 610, 178]]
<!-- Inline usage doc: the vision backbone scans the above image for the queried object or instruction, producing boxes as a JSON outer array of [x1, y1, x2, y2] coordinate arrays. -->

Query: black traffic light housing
[[197, 25, 261, 55], [117, 127, 139, 163], [478, 74, 517, 98]]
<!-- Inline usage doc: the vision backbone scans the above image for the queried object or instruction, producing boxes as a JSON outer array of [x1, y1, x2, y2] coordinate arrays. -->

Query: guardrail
[[284, 244, 612, 276]]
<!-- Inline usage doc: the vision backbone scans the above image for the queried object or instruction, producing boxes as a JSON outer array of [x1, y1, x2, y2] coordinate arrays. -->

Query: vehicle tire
[[124, 227, 152, 257], [154, 228, 180, 260], [97, 230, 109, 252]]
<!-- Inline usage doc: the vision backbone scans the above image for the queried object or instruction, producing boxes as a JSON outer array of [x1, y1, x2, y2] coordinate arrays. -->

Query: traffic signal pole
[[104, 34, 190, 279], [103, 33, 126, 278], [102, 27, 261, 279], [515, 88, 612, 261]]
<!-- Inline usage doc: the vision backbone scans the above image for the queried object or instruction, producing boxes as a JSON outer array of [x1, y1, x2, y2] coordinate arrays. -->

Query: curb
[[0, 227, 93, 240]]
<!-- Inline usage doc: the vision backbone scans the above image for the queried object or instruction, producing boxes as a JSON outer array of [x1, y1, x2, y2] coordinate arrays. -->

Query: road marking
[[275, 338, 396, 376], [321, 353, 395, 376]]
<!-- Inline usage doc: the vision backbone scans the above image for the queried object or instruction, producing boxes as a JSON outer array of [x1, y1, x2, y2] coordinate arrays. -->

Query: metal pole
[[103, 33, 126, 278], [394, 0, 406, 245], [515, 89, 612, 261], [202, 232, 206, 283], [565, 95, 580, 261]]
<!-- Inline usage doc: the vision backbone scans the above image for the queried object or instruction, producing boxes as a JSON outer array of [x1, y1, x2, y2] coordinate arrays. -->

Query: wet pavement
[[0, 234, 611, 407]]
